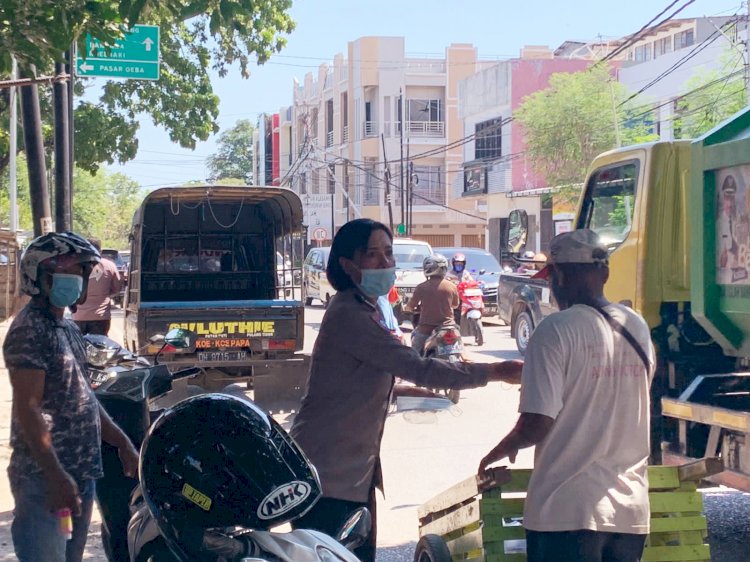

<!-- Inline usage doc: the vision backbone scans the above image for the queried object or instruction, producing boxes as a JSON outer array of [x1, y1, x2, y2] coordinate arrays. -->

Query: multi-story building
[[457, 46, 593, 258], [287, 36, 493, 247]]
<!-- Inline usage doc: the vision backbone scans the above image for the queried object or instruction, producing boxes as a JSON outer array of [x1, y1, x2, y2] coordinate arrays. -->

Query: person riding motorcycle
[[405, 254, 459, 355], [445, 252, 474, 284]]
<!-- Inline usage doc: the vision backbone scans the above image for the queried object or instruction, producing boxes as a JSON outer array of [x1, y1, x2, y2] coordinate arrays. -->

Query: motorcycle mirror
[[164, 328, 197, 350], [335, 507, 372, 551]]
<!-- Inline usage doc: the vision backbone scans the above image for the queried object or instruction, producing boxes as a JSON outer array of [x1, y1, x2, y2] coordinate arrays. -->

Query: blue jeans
[[10, 474, 96, 562]]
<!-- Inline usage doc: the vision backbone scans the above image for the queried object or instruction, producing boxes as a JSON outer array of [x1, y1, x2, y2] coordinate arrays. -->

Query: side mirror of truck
[[505, 209, 529, 255], [164, 328, 197, 351]]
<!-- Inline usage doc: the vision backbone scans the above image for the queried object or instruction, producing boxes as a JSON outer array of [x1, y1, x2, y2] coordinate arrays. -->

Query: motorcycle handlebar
[[171, 366, 203, 380]]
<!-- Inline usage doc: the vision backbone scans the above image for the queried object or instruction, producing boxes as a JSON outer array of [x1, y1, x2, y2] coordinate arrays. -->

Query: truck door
[[577, 159, 640, 307]]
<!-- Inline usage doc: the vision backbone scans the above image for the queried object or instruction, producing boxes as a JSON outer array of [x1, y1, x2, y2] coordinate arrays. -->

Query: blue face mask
[[358, 267, 396, 298], [49, 273, 83, 308], [454, 263, 465, 273]]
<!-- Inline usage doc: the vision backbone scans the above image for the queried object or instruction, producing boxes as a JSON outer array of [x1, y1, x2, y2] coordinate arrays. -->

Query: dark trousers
[[526, 529, 646, 562], [292, 487, 377, 562], [74, 319, 111, 336]]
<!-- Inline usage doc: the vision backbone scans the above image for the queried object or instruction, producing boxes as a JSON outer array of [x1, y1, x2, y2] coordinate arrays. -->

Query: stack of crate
[[416, 458, 722, 562]]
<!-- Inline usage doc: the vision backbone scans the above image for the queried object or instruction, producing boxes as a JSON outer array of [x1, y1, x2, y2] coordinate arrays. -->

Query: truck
[[508, 107, 750, 490], [123, 185, 308, 403]]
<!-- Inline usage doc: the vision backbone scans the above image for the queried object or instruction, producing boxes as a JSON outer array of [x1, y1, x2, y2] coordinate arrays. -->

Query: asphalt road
[[0, 306, 748, 560]]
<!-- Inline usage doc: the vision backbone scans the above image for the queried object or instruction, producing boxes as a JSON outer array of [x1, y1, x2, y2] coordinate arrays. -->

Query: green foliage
[[0, 0, 295, 175], [515, 64, 656, 188], [674, 49, 747, 139], [0, 159, 144, 248], [206, 118, 254, 184]]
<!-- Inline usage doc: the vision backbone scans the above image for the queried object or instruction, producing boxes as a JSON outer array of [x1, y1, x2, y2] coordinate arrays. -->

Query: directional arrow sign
[[76, 24, 160, 80]]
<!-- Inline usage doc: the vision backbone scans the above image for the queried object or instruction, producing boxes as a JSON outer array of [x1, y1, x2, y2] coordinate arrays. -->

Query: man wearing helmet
[[405, 254, 459, 355], [446, 252, 475, 285], [3, 232, 139, 562]]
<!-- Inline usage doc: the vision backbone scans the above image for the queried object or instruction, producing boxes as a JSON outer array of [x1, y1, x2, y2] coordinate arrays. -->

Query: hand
[[46, 469, 82, 516], [118, 440, 140, 479], [488, 360, 523, 385], [478, 441, 518, 479]]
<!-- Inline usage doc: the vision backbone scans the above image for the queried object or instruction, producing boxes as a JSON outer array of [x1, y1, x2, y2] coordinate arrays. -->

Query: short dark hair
[[326, 219, 392, 291], [88, 238, 102, 252]]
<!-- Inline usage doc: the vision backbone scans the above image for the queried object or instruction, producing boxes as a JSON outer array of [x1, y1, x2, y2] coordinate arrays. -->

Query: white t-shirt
[[520, 303, 654, 534]]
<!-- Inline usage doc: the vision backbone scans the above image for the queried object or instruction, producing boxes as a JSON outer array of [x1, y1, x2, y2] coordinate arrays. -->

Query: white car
[[303, 247, 336, 306], [392, 238, 433, 323]]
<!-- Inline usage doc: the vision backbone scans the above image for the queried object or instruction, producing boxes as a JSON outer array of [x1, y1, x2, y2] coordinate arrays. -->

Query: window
[[364, 163, 379, 205], [578, 161, 639, 248], [634, 44, 652, 62], [675, 29, 694, 50], [327, 164, 336, 194], [299, 172, 307, 195], [475, 118, 502, 160], [412, 166, 445, 206], [326, 99, 334, 147], [408, 99, 442, 122], [463, 166, 487, 194], [654, 37, 672, 58]]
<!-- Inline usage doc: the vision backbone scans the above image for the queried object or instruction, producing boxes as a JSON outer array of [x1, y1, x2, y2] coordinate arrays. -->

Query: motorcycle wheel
[[470, 317, 484, 346], [444, 356, 460, 403], [413, 534, 452, 562]]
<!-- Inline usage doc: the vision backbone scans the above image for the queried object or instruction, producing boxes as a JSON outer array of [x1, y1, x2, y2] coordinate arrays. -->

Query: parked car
[[393, 238, 434, 323], [303, 246, 336, 306], [497, 272, 556, 355], [101, 248, 128, 306], [435, 247, 502, 315]]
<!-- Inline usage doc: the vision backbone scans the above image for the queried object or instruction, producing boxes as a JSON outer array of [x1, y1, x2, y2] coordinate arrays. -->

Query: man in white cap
[[478, 229, 654, 562]]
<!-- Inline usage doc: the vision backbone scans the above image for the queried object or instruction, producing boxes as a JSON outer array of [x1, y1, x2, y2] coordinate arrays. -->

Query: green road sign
[[77, 25, 159, 80]]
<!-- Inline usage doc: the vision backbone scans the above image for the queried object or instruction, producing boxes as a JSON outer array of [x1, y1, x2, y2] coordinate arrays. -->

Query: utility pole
[[746, 1, 750, 105], [9, 58, 18, 233], [399, 89, 405, 227], [19, 66, 53, 236], [380, 133, 395, 232], [67, 45, 75, 220], [53, 61, 71, 231]]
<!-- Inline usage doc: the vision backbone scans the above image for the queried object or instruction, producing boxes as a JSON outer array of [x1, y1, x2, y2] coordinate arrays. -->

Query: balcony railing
[[364, 121, 378, 138], [326, 130, 334, 147], [342, 125, 349, 143], [407, 120, 444, 137]]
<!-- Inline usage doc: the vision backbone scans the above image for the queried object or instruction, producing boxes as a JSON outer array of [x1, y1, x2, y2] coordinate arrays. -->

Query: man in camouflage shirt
[[4, 232, 139, 562]]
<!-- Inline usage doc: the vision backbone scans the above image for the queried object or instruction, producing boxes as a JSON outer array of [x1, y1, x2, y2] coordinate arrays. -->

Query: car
[[303, 246, 336, 306], [435, 247, 502, 315], [392, 238, 434, 323], [101, 248, 128, 306]]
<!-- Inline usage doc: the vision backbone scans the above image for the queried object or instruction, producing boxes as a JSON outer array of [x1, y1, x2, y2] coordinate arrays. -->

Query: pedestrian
[[290, 218, 522, 562], [72, 237, 122, 336], [4, 232, 139, 562], [478, 229, 654, 562]]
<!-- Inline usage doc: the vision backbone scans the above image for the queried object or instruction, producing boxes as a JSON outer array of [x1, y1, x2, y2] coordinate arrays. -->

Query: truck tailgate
[[141, 300, 303, 364]]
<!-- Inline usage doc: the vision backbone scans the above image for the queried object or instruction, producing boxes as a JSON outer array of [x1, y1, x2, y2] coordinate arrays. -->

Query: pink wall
[[510, 59, 592, 191]]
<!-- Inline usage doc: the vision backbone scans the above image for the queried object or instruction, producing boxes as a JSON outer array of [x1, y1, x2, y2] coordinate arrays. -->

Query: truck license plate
[[197, 351, 248, 362]]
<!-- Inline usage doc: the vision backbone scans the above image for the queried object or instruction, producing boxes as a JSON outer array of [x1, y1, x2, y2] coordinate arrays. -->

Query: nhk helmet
[[139, 394, 321, 559], [423, 254, 449, 278], [20, 232, 101, 301]]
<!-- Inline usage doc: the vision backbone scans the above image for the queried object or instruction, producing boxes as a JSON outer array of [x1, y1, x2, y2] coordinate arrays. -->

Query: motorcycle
[[87, 329, 371, 562], [421, 322, 464, 404], [456, 280, 485, 346], [84, 331, 205, 562]]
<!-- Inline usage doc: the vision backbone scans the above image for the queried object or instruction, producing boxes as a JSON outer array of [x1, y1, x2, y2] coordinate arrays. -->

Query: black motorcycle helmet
[[139, 394, 321, 558]]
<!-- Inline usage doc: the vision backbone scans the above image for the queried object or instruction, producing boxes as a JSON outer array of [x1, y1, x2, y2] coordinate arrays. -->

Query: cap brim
[[532, 264, 552, 280]]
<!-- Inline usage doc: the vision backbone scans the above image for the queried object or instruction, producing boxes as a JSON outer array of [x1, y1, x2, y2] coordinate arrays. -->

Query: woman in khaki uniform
[[291, 219, 522, 561]]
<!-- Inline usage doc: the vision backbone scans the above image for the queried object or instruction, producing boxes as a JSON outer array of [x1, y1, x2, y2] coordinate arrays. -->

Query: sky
[[101, 0, 745, 188]]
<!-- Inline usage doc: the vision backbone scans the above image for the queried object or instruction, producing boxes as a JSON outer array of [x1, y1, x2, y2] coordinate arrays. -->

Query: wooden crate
[[417, 459, 722, 562]]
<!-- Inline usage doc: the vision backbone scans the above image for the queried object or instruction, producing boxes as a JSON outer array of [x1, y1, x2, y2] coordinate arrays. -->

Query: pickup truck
[[123, 185, 307, 397], [497, 271, 556, 355]]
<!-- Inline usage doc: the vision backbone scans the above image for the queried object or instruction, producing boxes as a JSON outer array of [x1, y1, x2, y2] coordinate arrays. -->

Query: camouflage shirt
[[3, 299, 103, 484]]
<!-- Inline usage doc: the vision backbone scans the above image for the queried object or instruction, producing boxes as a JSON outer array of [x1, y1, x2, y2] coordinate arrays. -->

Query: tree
[[514, 64, 656, 193], [674, 49, 747, 139], [206, 119, 254, 183], [0, 0, 295, 173], [0, 160, 143, 248]]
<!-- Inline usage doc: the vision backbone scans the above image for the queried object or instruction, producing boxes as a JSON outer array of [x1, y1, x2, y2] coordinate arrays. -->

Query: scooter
[[456, 280, 485, 346], [421, 322, 464, 404], [84, 332, 205, 562]]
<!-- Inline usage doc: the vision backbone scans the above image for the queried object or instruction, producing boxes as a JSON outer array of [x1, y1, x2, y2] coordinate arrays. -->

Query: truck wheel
[[414, 534, 452, 562], [515, 311, 533, 356]]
